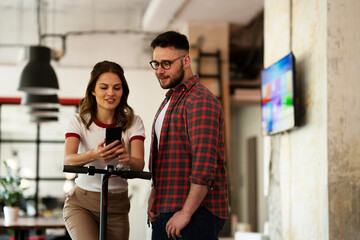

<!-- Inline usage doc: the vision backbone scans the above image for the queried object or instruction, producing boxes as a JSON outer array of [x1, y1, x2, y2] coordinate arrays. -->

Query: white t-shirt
[[155, 97, 171, 149], [65, 113, 146, 193]]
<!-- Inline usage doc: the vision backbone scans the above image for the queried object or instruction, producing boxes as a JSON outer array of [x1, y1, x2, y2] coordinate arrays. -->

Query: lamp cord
[[36, 0, 46, 45]]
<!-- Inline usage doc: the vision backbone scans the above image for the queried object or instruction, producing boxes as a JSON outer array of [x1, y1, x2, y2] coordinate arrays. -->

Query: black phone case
[[105, 127, 122, 146]]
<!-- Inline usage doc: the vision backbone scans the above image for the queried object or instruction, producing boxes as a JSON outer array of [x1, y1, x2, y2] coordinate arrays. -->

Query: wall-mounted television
[[261, 52, 299, 135]]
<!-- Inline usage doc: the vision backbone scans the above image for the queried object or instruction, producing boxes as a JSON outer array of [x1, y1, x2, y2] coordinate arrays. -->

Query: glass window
[[40, 105, 77, 140], [0, 143, 37, 178], [0, 103, 77, 217], [1, 105, 37, 140], [39, 143, 65, 178]]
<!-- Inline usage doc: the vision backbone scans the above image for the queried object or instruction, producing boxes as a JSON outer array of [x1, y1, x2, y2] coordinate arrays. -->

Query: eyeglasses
[[149, 55, 186, 70]]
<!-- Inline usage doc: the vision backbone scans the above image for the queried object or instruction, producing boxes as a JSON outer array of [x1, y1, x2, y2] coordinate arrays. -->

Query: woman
[[63, 61, 145, 240]]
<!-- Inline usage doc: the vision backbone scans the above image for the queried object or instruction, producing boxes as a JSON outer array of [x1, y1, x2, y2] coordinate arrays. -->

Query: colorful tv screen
[[261, 52, 298, 135]]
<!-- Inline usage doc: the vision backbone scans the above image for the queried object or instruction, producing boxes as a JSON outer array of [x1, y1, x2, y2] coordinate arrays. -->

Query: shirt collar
[[165, 75, 199, 98], [94, 119, 117, 128]]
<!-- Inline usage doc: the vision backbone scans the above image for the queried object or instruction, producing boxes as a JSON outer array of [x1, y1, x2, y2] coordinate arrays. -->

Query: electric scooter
[[63, 165, 151, 240]]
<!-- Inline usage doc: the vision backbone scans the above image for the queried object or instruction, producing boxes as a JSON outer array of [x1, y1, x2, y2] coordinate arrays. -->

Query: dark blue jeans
[[151, 207, 226, 240]]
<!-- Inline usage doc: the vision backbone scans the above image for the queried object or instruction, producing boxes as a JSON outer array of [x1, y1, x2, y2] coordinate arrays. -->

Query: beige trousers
[[63, 185, 130, 240]]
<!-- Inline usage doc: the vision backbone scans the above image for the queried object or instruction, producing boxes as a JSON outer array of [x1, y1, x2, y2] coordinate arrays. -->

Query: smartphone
[[105, 127, 122, 146]]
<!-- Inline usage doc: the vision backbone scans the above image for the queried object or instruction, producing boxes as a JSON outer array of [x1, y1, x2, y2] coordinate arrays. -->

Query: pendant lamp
[[21, 93, 59, 108], [30, 116, 58, 123], [27, 107, 59, 117], [18, 46, 59, 94]]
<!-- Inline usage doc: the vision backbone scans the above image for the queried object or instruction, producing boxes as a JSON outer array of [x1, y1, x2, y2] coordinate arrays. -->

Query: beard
[[156, 63, 185, 89]]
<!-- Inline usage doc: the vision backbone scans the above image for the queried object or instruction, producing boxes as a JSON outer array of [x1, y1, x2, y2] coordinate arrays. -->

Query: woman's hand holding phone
[[117, 138, 130, 165], [93, 139, 122, 163], [89, 126, 123, 163]]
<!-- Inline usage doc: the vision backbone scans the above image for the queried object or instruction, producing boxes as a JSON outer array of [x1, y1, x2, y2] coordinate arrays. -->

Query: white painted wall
[[230, 104, 267, 233], [327, 0, 360, 238], [264, 0, 328, 239]]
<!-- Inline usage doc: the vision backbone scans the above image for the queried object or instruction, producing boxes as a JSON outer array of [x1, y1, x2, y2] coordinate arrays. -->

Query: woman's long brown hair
[[79, 60, 134, 130]]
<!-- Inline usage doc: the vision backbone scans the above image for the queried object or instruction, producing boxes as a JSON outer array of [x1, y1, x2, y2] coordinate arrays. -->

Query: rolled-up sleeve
[[187, 95, 221, 188]]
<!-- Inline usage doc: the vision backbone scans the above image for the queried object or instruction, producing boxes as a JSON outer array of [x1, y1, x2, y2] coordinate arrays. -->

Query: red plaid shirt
[[149, 75, 229, 219]]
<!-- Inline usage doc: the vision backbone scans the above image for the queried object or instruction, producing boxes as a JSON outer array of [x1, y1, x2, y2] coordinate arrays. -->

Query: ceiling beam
[[142, 0, 187, 32]]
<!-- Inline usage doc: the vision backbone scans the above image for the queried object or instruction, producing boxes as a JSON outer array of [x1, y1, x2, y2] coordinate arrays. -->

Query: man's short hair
[[150, 31, 189, 51]]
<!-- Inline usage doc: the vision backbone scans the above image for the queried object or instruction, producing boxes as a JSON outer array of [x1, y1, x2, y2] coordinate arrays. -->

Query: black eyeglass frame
[[149, 55, 186, 70]]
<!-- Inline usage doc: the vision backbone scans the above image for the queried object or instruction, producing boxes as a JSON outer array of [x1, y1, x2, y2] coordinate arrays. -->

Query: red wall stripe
[[0, 97, 81, 106]]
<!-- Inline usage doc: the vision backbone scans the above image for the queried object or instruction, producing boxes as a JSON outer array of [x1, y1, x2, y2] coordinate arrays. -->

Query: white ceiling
[[176, 0, 264, 25], [0, 0, 264, 67]]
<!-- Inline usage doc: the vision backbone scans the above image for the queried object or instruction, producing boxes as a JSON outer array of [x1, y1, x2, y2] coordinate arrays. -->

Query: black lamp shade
[[27, 107, 59, 117], [18, 46, 59, 94], [21, 93, 59, 108], [30, 116, 58, 123]]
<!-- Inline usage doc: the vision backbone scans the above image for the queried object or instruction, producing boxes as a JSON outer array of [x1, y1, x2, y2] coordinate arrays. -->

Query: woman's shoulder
[[127, 114, 144, 131], [69, 113, 80, 122], [125, 114, 145, 138], [69, 113, 90, 125], [133, 114, 142, 121], [132, 114, 144, 125]]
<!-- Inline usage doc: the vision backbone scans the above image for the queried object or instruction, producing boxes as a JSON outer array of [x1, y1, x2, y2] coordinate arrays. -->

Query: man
[[147, 31, 229, 240]]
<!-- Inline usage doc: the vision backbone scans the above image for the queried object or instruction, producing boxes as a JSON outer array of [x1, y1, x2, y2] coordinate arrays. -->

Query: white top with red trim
[[65, 113, 145, 193]]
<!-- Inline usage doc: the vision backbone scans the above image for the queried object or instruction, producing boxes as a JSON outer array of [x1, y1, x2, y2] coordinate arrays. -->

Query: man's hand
[[164, 183, 208, 239], [148, 188, 159, 223], [165, 210, 191, 240]]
